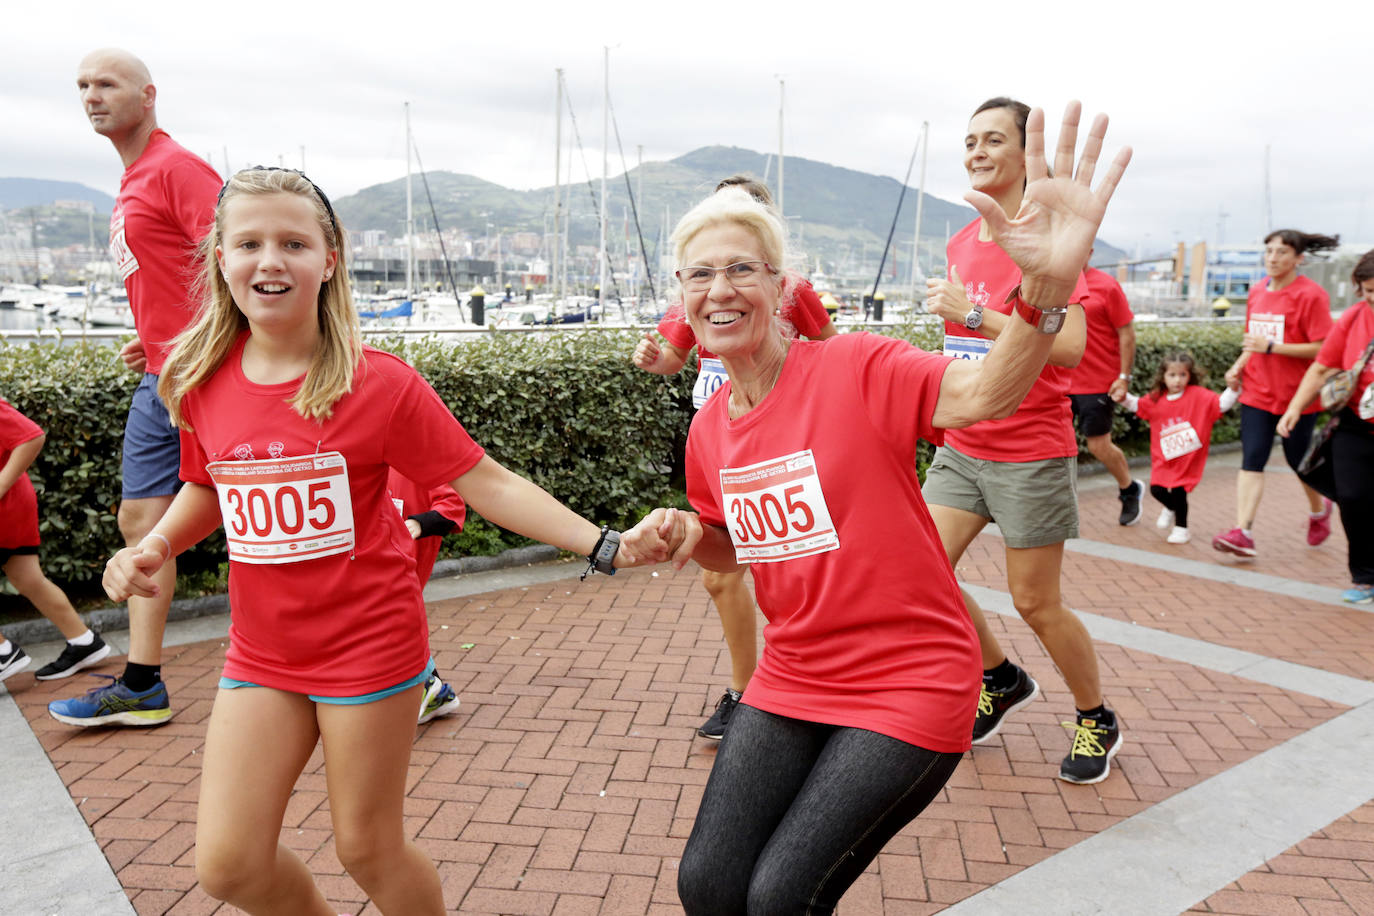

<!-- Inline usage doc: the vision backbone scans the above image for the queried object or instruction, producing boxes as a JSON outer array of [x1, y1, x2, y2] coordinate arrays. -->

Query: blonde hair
[[159, 168, 362, 427], [670, 186, 798, 308]]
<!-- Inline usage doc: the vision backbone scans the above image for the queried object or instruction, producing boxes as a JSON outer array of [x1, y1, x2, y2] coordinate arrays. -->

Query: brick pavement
[[5, 452, 1372, 915]]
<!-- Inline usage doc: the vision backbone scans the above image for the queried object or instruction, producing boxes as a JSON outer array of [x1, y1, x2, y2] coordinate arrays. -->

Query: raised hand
[[632, 332, 662, 371], [926, 265, 974, 324], [966, 102, 1131, 305]]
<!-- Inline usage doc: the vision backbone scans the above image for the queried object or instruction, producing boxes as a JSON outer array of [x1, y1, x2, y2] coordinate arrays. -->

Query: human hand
[[1241, 333, 1271, 354], [102, 543, 167, 601], [1109, 380, 1128, 403], [405, 518, 422, 539], [618, 507, 701, 570], [1225, 365, 1242, 387], [1276, 408, 1300, 438], [118, 338, 147, 373], [632, 332, 661, 371], [926, 265, 974, 324], [969, 102, 1131, 306]]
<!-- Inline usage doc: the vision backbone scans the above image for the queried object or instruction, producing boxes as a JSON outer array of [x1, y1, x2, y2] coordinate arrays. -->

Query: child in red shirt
[[0, 397, 111, 681], [1114, 352, 1239, 543]]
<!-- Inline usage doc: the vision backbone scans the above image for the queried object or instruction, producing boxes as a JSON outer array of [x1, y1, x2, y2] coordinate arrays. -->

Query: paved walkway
[[3, 451, 1371, 915]]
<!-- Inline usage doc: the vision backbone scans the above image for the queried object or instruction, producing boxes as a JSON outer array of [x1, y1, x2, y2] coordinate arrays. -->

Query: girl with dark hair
[[1214, 229, 1338, 558], [1278, 249, 1374, 604], [1113, 352, 1239, 544]]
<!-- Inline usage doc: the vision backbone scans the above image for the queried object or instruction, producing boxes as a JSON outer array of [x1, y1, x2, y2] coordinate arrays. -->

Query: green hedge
[[0, 320, 1243, 599]]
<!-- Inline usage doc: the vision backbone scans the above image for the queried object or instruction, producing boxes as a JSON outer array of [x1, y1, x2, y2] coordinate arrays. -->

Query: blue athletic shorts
[[218, 658, 435, 705], [1239, 404, 1315, 473], [121, 373, 182, 500]]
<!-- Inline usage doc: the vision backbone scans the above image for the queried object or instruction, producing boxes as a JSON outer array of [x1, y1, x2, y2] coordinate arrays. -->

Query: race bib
[[693, 358, 729, 409], [1248, 312, 1285, 343], [719, 449, 839, 563], [943, 334, 994, 362], [108, 209, 139, 281], [1159, 421, 1203, 461], [207, 451, 354, 564]]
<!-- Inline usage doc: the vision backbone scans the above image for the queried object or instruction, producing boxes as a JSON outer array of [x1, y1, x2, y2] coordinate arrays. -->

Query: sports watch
[[1004, 285, 1068, 334], [581, 526, 620, 580], [963, 304, 984, 330]]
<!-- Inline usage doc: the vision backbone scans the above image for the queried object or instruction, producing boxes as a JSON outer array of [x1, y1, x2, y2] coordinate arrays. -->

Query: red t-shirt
[[1317, 301, 1374, 414], [941, 219, 1090, 461], [1069, 267, 1133, 394], [685, 333, 979, 753], [180, 336, 485, 695], [1135, 386, 1224, 492], [386, 470, 467, 584], [658, 276, 832, 361], [1240, 275, 1333, 415], [0, 398, 42, 548], [110, 130, 221, 375]]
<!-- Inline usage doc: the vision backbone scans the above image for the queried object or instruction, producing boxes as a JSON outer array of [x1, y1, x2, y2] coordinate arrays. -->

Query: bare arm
[[1242, 334, 1323, 361], [0, 432, 43, 501], [452, 456, 602, 555], [931, 103, 1132, 429], [1109, 321, 1136, 401], [970, 302, 1086, 368], [809, 321, 839, 341], [103, 482, 222, 601], [1277, 360, 1340, 437]]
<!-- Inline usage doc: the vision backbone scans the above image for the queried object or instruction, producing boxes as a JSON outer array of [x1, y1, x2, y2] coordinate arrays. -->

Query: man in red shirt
[[1068, 264, 1144, 525], [54, 49, 221, 726]]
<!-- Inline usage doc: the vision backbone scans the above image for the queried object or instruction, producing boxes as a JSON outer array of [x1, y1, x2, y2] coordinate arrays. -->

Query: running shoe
[[1166, 527, 1192, 545], [0, 644, 31, 682], [1212, 527, 1256, 558], [418, 674, 461, 724], [1342, 584, 1374, 606], [1156, 508, 1175, 530], [1307, 498, 1334, 547], [972, 665, 1040, 744], [1058, 711, 1122, 784], [34, 634, 112, 680], [698, 689, 741, 740], [47, 675, 173, 727], [1118, 479, 1145, 526]]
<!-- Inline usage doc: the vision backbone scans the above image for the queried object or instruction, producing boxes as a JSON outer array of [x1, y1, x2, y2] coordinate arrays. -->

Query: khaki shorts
[[922, 445, 1079, 549]]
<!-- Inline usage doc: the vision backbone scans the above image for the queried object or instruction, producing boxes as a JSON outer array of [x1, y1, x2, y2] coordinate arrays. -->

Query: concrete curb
[[2, 544, 561, 645]]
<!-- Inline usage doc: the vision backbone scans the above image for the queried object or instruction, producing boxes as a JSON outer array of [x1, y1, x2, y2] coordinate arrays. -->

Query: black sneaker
[[698, 689, 741, 740], [971, 665, 1039, 744], [0, 644, 31, 682], [1058, 712, 1122, 784], [1118, 479, 1145, 526], [35, 634, 112, 680]]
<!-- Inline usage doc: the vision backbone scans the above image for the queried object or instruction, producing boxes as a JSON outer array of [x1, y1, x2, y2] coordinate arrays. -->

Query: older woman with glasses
[[622, 103, 1130, 914]]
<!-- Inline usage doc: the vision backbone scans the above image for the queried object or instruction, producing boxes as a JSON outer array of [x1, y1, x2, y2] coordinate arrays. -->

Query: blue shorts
[[121, 373, 182, 500], [219, 659, 435, 705], [1239, 404, 1315, 473]]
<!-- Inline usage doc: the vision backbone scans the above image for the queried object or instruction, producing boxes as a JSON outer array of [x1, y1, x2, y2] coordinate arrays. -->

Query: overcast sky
[[4, 1, 1367, 259]]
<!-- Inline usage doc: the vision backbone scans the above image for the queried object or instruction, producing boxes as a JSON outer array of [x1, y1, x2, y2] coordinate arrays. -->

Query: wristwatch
[[963, 304, 984, 330], [581, 526, 620, 580], [1004, 285, 1068, 334]]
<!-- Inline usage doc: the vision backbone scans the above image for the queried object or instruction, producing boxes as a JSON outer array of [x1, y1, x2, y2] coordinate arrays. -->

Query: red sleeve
[[161, 158, 222, 247], [1135, 394, 1158, 422], [179, 413, 213, 486], [425, 483, 467, 528], [784, 279, 833, 339], [1105, 277, 1133, 328], [684, 409, 726, 529], [0, 400, 42, 449], [1299, 286, 1334, 341], [847, 333, 950, 449], [380, 369, 485, 489], [657, 300, 697, 352]]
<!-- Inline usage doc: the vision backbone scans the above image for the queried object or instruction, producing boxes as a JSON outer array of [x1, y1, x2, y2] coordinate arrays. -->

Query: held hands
[[618, 507, 702, 571], [1108, 377, 1129, 402], [118, 338, 147, 373], [968, 102, 1131, 305], [1224, 364, 1243, 388], [103, 542, 168, 602], [926, 265, 973, 324], [632, 332, 663, 371]]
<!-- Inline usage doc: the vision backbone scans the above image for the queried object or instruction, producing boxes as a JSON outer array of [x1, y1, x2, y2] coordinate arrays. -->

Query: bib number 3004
[[719, 449, 839, 563], [207, 452, 355, 564]]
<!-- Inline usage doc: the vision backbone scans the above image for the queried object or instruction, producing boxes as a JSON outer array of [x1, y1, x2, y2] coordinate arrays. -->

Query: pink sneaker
[[1307, 498, 1334, 547], [1212, 527, 1256, 558]]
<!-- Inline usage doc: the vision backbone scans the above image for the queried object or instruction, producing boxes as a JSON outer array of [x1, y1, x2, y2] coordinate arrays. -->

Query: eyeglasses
[[217, 166, 340, 239], [675, 260, 775, 292]]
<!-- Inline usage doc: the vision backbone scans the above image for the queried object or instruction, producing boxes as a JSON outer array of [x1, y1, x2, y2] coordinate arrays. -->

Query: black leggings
[[678, 703, 963, 916], [1150, 484, 1189, 528], [1332, 413, 1374, 585]]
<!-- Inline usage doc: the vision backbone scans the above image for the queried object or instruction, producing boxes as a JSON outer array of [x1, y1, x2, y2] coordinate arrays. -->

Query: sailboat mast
[[553, 69, 564, 305], [911, 119, 928, 303], [599, 47, 609, 318], [405, 101, 414, 295], [777, 78, 785, 222]]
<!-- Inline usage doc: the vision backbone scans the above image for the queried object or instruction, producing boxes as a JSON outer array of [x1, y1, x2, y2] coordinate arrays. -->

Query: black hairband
[[217, 166, 339, 238]]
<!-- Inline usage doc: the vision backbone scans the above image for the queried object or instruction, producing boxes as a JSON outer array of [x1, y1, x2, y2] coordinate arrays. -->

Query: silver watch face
[[965, 307, 983, 330], [1040, 310, 1067, 334]]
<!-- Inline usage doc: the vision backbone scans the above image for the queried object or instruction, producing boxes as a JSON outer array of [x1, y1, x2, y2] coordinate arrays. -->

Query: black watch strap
[[581, 526, 620, 580]]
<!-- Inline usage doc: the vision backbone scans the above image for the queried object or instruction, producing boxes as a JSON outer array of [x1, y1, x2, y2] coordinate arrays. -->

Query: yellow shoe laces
[[977, 684, 994, 716], [1063, 718, 1109, 759]]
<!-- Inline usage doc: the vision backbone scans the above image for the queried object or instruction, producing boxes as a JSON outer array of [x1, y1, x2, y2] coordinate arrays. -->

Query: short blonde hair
[[159, 168, 362, 427]]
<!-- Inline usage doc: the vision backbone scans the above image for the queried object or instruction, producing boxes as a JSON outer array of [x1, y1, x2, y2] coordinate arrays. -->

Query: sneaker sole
[[47, 706, 174, 728], [34, 643, 113, 681], [0, 655, 32, 682], [1057, 735, 1124, 785], [418, 695, 461, 724], [971, 676, 1041, 745], [1211, 537, 1256, 558]]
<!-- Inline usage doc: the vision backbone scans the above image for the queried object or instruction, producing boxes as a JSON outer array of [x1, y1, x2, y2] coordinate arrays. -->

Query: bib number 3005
[[719, 449, 839, 563], [207, 452, 355, 564]]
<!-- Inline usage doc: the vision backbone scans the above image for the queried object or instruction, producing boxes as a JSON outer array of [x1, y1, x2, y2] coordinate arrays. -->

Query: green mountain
[[333, 145, 1125, 279]]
